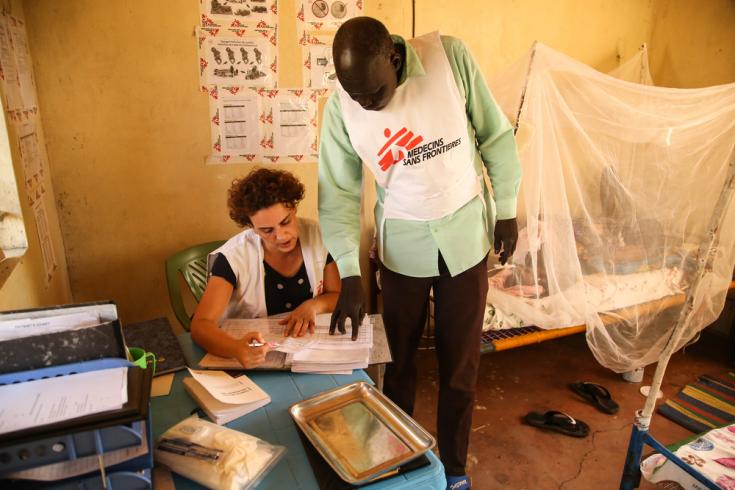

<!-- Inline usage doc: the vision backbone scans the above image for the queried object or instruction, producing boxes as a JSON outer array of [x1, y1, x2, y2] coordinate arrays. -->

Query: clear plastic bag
[[155, 415, 286, 490]]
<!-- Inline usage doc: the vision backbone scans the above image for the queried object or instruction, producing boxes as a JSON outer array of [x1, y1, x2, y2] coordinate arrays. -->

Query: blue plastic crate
[[0, 414, 150, 475], [0, 358, 132, 385], [5, 468, 152, 490], [0, 361, 152, 476]]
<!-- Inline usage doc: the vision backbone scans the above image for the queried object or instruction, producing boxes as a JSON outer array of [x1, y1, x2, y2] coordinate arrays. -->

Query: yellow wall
[[649, 0, 735, 88], [416, 0, 734, 87], [0, 0, 71, 312], [21, 0, 410, 328], [15, 0, 735, 329], [416, 0, 655, 78]]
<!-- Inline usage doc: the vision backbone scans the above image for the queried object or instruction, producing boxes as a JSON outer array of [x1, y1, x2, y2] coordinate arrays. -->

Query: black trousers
[[380, 253, 488, 476]]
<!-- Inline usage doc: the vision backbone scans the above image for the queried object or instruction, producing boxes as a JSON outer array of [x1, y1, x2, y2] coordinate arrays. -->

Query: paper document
[[197, 317, 290, 368], [201, 33, 273, 87], [8, 15, 37, 109], [0, 311, 101, 341], [18, 125, 42, 195], [308, 43, 336, 89], [0, 367, 128, 435], [273, 93, 311, 155], [0, 15, 20, 111], [292, 348, 370, 363], [199, 350, 292, 370], [291, 346, 369, 374], [208, 87, 262, 156], [217, 315, 372, 353], [199, 317, 286, 351], [307, 314, 373, 348], [198, 316, 374, 373], [188, 368, 266, 405], [217, 318, 310, 354]]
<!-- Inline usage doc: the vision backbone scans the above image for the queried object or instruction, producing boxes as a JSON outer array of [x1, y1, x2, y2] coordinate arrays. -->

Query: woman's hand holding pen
[[234, 332, 269, 368]]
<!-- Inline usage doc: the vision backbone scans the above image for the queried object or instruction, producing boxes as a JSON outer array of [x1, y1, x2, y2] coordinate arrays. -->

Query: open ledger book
[[198, 314, 374, 374]]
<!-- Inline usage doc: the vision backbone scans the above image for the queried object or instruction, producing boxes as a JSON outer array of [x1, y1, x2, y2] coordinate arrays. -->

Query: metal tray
[[289, 381, 436, 485]]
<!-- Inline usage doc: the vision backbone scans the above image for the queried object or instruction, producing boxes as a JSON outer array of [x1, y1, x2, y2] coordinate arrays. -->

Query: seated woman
[[191, 168, 340, 368]]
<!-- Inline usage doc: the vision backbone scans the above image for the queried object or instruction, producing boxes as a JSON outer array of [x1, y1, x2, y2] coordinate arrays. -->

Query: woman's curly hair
[[227, 168, 305, 228]]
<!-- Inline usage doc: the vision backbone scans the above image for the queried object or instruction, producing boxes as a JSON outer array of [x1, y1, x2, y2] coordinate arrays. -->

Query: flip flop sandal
[[524, 410, 590, 438], [570, 381, 620, 414]]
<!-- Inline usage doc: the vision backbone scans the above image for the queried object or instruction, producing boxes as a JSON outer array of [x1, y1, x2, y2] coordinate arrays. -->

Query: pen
[[248, 340, 278, 348]]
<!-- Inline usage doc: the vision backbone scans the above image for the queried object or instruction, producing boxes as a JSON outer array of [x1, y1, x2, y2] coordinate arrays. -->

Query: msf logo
[[378, 127, 424, 171]]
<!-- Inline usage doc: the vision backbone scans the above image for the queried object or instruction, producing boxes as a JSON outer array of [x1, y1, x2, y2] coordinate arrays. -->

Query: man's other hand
[[494, 218, 518, 265], [329, 275, 366, 341]]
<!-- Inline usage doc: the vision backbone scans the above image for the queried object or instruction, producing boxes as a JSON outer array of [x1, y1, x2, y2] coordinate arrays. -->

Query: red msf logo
[[378, 127, 424, 171]]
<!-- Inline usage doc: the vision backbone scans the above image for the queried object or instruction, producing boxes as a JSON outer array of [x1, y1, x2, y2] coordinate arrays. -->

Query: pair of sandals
[[525, 382, 619, 438]]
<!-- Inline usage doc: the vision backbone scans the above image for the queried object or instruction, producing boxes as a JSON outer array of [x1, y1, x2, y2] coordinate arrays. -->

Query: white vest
[[337, 32, 482, 256], [207, 218, 328, 320]]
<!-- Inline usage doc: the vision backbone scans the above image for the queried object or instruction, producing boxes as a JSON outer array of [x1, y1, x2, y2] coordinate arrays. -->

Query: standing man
[[319, 17, 521, 490]]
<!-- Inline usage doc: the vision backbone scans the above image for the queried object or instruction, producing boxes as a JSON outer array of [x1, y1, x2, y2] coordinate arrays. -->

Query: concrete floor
[[409, 330, 732, 490]]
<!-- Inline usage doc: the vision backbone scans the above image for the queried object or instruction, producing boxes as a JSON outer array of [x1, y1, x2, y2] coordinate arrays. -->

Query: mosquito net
[[485, 43, 735, 372], [607, 44, 654, 86]]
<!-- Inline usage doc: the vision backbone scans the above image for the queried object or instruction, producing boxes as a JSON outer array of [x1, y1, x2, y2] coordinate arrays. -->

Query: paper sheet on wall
[[0, 106, 21, 217], [302, 0, 359, 23], [305, 41, 336, 89], [18, 124, 44, 206], [272, 92, 310, 155], [294, 0, 360, 110], [0, 15, 21, 111], [209, 87, 260, 155], [19, 129, 41, 186], [206, 88, 323, 163], [198, 28, 276, 88], [297, 0, 362, 54], [25, 180, 45, 207], [199, 0, 277, 28], [32, 198, 57, 283], [8, 15, 37, 110], [0, 367, 128, 435]]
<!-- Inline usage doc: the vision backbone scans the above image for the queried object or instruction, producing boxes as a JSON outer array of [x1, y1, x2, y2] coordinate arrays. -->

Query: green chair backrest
[[165, 240, 225, 331]]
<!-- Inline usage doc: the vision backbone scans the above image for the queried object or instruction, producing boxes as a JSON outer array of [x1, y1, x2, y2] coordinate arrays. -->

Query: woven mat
[[658, 372, 735, 433]]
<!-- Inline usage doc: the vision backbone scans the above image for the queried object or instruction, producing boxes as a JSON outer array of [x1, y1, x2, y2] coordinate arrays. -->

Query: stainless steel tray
[[289, 381, 436, 485]]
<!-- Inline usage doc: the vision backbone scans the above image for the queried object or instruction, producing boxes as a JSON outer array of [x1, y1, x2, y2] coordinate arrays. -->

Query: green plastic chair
[[165, 240, 225, 331]]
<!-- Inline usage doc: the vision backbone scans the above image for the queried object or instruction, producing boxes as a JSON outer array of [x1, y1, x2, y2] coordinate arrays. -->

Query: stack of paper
[[184, 369, 270, 425], [291, 347, 370, 374], [197, 315, 374, 375], [0, 367, 128, 435], [286, 314, 373, 374], [0, 311, 101, 341], [199, 318, 292, 370]]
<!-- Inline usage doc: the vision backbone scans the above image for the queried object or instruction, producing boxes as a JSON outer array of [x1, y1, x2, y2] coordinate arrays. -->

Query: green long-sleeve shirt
[[318, 34, 521, 278]]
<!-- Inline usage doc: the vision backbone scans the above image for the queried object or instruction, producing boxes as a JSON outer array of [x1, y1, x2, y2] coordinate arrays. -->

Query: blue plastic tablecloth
[[150, 334, 445, 489]]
